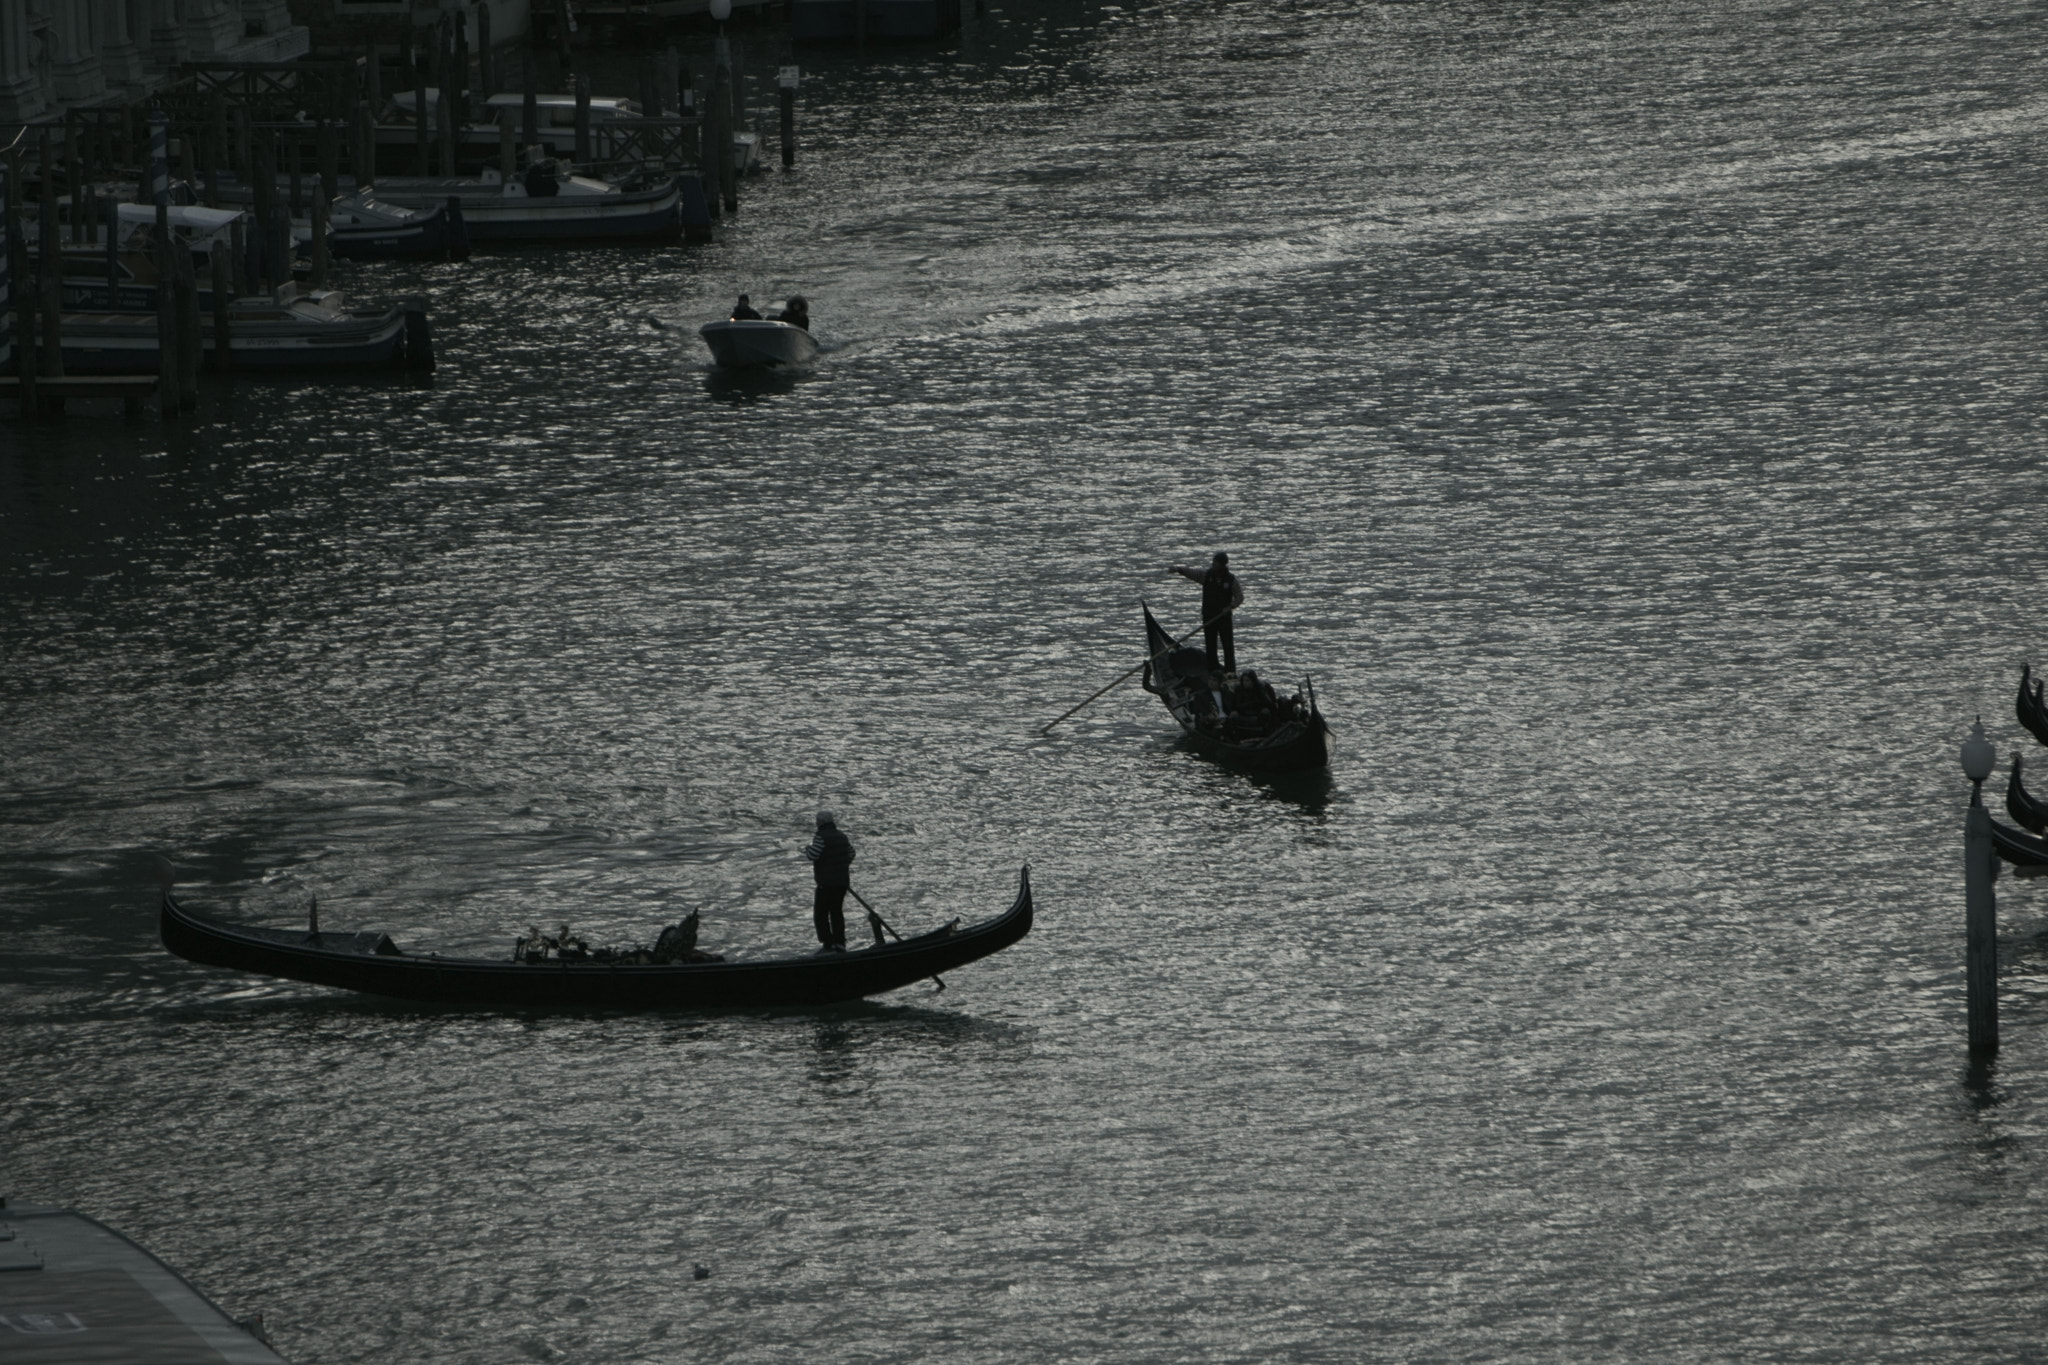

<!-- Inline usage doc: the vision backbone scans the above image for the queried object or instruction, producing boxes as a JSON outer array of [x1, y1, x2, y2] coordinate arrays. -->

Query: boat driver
[[730, 293, 762, 320]]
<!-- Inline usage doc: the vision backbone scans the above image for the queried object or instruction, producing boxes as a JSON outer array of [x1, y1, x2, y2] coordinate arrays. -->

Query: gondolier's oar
[[847, 887, 943, 992], [1039, 604, 1235, 734]]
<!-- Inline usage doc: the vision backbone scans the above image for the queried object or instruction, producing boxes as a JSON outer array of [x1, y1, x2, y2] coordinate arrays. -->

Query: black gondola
[[2017, 663, 2048, 749], [1987, 817, 2048, 869], [160, 868, 1033, 1008], [2007, 752, 2048, 835], [1138, 602, 1332, 773]]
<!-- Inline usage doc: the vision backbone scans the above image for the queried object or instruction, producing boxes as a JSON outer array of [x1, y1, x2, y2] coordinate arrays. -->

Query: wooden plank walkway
[[0, 375, 160, 417]]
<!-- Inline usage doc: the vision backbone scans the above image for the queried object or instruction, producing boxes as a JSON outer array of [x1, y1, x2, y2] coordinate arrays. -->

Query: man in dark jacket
[[731, 294, 762, 320], [1170, 551, 1245, 673], [803, 809, 856, 951]]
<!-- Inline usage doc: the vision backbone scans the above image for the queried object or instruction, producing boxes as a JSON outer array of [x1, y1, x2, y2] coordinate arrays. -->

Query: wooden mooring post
[[174, 239, 200, 411], [150, 112, 177, 419], [1961, 719, 1999, 1054], [574, 74, 592, 164], [477, 3, 495, 98], [3, 144, 38, 416], [412, 46, 430, 176], [36, 129, 65, 397], [209, 242, 232, 374], [778, 65, 798, 168], [522, 52, 539, 154], [357, 99, 377, 188], [713, 48, 736, 212], [437, 45, 458, 177]]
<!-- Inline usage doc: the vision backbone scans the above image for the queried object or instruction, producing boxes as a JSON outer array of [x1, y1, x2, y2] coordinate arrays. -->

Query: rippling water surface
[[6, 1, 2048, 1360]]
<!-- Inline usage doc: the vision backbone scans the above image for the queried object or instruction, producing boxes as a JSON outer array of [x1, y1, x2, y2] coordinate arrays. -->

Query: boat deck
[[0, 1203, 289, 1363]]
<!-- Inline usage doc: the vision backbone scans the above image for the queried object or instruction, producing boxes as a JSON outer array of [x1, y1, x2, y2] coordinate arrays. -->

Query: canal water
[[5, 0, 2047, 1360]]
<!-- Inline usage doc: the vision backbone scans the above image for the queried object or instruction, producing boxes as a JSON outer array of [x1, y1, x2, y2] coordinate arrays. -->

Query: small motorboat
[[159, 867, 1033, 1008], [700, 317, 819, 369], [365, 164, 684, 243], [1138, 602, 1333, 773], [55, 282, 428, 373], [312, 189, 469, 260]]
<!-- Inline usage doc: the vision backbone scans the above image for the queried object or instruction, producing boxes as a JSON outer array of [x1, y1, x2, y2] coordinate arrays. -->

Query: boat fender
[[524, 163, 561, 198], [401, 296, 435, 373]]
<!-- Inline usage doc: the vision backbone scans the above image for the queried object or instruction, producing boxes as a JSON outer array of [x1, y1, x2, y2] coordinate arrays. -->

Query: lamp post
[[1962, 717, 1998, 1054]]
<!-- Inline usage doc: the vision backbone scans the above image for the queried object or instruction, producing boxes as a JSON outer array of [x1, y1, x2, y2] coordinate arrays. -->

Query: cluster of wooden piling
[[4, 14, 808, 420]]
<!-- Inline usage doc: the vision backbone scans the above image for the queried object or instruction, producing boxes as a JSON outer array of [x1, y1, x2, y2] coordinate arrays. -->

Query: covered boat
[[1139, 602, 1332, 773], [160, 867, 1033, 1008], [699, 317, 818, 369]]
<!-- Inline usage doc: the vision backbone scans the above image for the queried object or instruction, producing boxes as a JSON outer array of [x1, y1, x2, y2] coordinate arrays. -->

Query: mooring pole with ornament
[[1961, 717, 1999, 1054]]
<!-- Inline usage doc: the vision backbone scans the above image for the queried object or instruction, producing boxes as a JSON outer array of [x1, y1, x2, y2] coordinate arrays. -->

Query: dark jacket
[[1202, 567, 1241, 620], [731, 300, 762, 320], [804, 826, 855, 885]]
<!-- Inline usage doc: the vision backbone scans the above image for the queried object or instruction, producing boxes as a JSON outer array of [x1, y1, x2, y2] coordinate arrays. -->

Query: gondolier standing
[[803, 810, 856, 952], [1170, 552, 1245, 674]]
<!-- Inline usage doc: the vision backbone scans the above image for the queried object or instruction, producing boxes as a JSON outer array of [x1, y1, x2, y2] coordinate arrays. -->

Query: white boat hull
[[700, 319, 819, 369]]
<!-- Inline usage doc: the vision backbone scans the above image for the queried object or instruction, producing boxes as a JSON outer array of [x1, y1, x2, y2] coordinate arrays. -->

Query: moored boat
[[384, 90, 761, 173], [314, 190, 468, 260], [1139, 602, 1332, 773], [700, 317, 819, 369], [2008, 751, 2048, 835], [55, 284, 427, 374], [2018, 663, 2048, 749], [1988, 814, 2048, 869], [160, 867, 1033, 1008], [365, 166, 683, 243], [0, 1202, 289, 1363]]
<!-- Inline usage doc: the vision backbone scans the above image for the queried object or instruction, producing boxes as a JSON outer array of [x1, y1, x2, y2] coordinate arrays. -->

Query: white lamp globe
[[1961, 718, 1996, 785]]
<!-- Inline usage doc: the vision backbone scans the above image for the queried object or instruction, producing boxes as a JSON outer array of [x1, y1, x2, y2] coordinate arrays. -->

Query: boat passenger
[[1237, 669, 1278, 715], [730, 293, 762, 320], [1169, 551, 1244, 674], [774, 294, 810, 330], [1203, 671, 1231, 724], [803, 810, 856, 952]]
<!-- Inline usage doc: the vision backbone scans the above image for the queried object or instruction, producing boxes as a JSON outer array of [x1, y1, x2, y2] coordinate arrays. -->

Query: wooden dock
[[0, 375, 160, 418]]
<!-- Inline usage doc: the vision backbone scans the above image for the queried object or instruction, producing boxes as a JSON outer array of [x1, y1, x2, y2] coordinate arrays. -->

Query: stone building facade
[[0, 1, 310, 124], [285, 0, 532, 53]]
